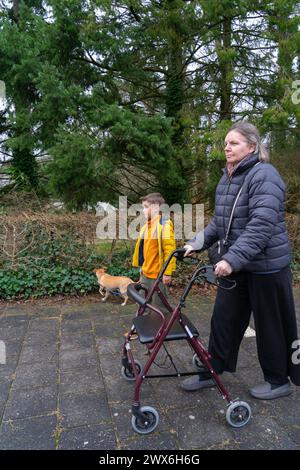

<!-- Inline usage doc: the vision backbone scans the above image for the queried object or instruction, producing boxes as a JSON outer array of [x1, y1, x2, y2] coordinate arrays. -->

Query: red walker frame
[[122, 248, 251, 434]]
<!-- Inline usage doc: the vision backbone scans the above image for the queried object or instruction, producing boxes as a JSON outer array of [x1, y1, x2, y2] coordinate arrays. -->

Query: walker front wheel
[[226, 401, 251, 428], [131, 406, 159, 435]]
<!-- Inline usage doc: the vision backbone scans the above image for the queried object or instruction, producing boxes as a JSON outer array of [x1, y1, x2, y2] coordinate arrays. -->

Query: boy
[[132, 192, 176, 313]]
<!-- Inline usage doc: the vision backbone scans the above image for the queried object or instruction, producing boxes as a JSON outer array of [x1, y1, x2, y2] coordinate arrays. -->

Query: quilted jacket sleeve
[[222, 165, 284, 272]]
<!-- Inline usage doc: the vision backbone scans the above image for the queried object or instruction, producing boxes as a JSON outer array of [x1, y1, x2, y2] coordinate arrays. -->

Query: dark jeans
[[208, 266, 300, 386]]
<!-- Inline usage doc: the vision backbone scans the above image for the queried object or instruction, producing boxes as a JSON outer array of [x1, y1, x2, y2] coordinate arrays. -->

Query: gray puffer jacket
[[189, 152, 291, 272]]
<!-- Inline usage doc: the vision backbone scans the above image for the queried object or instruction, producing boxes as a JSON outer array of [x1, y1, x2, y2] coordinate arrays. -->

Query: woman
[[182, 121, 300, 399]]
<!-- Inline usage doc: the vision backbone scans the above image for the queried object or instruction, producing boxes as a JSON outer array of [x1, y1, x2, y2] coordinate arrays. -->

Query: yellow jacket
[[132, 216, 176, 276]]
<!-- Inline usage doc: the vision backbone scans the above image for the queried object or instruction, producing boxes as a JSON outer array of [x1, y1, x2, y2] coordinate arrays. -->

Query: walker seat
[[133, 312, 199, 344]]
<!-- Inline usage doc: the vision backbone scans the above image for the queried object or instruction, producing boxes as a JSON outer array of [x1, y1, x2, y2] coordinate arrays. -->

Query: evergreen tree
[[0, 0, 299, 208]]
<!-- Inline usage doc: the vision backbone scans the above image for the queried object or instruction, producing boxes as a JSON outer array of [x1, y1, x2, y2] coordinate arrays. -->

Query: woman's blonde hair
[[228, 121, 269, 162]]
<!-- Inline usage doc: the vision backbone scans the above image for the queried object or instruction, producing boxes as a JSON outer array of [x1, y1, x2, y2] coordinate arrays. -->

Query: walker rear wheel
[[131, 406, 159, 435], [226, 401, 251, 428], [192, 353, 203, 370], [121, 360, 142, 381]]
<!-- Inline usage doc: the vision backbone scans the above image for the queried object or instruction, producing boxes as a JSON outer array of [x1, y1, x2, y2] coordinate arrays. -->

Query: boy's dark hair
[[140, 192, 165, 206]]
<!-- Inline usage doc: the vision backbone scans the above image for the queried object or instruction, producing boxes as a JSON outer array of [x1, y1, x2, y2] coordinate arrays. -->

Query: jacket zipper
[[222, 177, 231, 239]]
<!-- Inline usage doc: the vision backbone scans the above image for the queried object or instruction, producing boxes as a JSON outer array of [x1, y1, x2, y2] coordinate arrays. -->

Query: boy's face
[[142, 202, 159, 220]]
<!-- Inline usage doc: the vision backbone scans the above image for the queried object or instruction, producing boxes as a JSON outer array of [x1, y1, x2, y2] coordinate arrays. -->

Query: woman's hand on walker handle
[[183, 245, 194, 257], [214, 260, 233, 277]]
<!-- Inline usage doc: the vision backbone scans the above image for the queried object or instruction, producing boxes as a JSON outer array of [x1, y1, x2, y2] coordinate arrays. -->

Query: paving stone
[[121, 432, 179, 450], [1, 289, 300, 450], [238, 365, 264, 390], [3, 385, 57, 420], [32, 307, 61, 317], [0, 314, 31, 325], [59, 390, 111, 428], [204, 439, 241, 450], [61, 311, 92, 321], [163, 341, 199, 370], [60, 332, 95, 351], [0, 304, 34, 320], [0, 325, 28, 341], [96, 337, 124, 355], [0, 381, 11, 417], [27, 318, 59, 333], [0, 354, 18, 381], [0, 364, 17, 382], [166, 404, 233, 449], [287, 426, 300, 446], [3, 338, 23, 358], [240, 338, 258, 356], [59, 367, 104, 395], [100, 352, 184, 405], [19, 343, 58, 365], [237, 342, 259, 369], [148, 377, 213, 411], [12, 362, 58, 389], [61, 306, 105, 321], [59, 347, 99, 371], [118, 305, 138, 318], [0, 415, 57, 450], [93, 321, 125, 338], [229, 415, 298, 449], [254, 388, 300, 428], [58, 424, 117, 450], [24, 330, 58, 346], [61, 319, 92, 334]]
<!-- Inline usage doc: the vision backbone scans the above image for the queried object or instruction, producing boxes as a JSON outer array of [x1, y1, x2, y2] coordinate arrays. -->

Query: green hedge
[[0, 262, 140, 300], [0, 234, 299, 300], [0, 267, 97, 299], [0, 233, 139, 300]]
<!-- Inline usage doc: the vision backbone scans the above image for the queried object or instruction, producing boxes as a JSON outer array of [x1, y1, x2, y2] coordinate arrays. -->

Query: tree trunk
[[217, 17, 233, 121], [10, 0, 38, 187]]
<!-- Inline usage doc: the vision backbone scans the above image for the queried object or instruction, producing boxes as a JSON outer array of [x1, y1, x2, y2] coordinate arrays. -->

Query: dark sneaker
[[181, 373, 215, 391], [249, 381, 292, 400]]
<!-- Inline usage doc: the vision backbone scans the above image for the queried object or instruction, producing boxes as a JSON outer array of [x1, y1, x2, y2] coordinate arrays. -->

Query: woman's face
[[224, 130, 256, 166]]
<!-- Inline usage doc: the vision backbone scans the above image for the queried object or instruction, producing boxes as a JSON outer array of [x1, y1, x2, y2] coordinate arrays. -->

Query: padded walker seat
[[133, 313, 199, 344], [127, 283, 199, 344]]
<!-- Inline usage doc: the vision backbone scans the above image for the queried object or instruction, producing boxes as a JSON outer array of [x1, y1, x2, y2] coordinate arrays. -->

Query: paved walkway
[[0, 289, 300, 450]]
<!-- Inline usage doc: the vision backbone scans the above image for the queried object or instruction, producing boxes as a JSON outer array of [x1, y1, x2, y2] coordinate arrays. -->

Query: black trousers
[[208, 265, 300, 386]]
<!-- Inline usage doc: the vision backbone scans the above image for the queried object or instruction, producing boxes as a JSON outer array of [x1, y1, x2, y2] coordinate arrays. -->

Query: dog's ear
[[94, 268, 106, 275], [93, 268, 102, 274]]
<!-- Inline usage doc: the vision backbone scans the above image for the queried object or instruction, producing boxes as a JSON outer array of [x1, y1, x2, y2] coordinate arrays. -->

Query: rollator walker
[[121, 248, 252, 434]]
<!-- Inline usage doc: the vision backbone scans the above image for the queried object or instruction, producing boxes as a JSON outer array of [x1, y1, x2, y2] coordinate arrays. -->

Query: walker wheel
[[192, 353, 203, 370], [131, 406, 159, 434], [121, 360, 142, 381], [226, 401, 251, 428]]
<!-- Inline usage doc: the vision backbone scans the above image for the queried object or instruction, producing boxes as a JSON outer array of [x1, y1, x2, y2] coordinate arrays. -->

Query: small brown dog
[[93, 268, 134, 306]]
